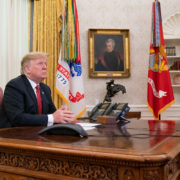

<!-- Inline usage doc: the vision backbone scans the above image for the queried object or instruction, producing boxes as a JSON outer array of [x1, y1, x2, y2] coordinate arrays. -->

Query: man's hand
[[53, 106, 75, 123]]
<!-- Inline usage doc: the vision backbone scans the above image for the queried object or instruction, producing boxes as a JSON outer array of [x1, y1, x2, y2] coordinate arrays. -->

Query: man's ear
[[24, 65, 31, 74]]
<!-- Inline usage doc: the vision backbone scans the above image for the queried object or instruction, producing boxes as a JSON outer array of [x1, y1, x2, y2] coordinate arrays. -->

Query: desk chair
[[0, 87, 11, 128], [0, 87, 3, 107]]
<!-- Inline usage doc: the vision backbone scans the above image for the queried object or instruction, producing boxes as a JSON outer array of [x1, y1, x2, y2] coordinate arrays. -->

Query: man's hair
[[21, 52, 49, 74], [106, 38, 115, 49]]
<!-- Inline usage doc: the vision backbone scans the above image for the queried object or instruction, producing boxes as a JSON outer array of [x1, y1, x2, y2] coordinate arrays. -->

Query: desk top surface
[[0, 120, 180, 162]]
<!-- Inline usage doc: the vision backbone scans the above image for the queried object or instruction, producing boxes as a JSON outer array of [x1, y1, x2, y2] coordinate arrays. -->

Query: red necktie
[[35, 85, 42, 114]]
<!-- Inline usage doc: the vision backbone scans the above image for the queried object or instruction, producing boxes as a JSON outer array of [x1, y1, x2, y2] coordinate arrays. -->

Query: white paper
[[77, 123, 100, 131]]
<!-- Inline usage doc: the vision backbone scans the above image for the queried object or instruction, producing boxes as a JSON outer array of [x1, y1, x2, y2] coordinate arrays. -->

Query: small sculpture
[[103, 80, 126, 103]]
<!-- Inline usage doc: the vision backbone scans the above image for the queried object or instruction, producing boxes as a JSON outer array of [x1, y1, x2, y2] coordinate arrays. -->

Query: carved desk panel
[[0, 120, 179, 180]]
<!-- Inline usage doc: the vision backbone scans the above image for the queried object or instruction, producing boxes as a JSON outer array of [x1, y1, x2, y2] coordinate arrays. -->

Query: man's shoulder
[[7, 75, 26, 86], [40, 82, 49, 88], [39, 82, 51, 92]]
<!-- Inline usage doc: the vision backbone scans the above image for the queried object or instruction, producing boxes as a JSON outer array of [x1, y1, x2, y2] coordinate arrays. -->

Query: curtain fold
[[32, 0, 63, 108], [0, 0, 29, 89]]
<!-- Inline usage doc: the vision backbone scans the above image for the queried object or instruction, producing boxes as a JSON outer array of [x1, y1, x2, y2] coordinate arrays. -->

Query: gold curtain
[[31, 0, 64, 108]]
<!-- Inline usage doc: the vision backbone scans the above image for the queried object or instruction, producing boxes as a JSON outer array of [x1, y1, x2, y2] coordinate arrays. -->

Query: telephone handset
[[109, 103, 130, 121], [89, 102, 115, 121]]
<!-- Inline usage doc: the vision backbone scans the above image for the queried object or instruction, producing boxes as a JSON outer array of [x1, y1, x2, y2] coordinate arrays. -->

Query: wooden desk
[[0, 120, 179, 180]]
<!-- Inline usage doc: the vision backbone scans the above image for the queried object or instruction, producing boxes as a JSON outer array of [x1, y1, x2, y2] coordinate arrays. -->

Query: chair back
[[0, 87, 3, 107]]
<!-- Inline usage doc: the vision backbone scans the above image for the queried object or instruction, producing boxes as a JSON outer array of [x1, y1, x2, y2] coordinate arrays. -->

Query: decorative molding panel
[[163, 12, 180, 39]]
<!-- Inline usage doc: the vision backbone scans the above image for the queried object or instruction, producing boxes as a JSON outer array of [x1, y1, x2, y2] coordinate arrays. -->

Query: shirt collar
[[26, 77, 39, 90]]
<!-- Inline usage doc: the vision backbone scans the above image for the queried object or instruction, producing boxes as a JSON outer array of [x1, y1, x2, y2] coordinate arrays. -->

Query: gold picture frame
[[88, 29, 130, 78]]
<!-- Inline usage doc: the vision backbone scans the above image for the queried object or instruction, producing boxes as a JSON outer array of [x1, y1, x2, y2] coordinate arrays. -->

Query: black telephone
[[108, 103, 130, 122], [89, 102, 130, 122], [89, 102, 115, 121]]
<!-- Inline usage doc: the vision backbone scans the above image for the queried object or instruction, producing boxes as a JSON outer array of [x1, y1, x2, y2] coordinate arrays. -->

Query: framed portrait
[[88, 29, 130, 78]]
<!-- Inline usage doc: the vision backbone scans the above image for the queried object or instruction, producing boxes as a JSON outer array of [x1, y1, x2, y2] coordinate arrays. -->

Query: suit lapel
[[21, 75, 39, 113]]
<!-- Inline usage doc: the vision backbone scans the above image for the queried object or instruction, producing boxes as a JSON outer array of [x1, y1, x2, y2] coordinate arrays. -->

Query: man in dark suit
[[1, 52, 74, 127]]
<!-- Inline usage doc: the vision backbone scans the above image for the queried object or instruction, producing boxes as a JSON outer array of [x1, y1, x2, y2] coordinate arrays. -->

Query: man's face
[[25, 57, 47, 83], [106, 42, 114, 53]]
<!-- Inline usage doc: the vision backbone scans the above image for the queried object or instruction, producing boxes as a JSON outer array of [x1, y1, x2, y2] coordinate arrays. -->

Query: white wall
[[76, 0, 180, 118]]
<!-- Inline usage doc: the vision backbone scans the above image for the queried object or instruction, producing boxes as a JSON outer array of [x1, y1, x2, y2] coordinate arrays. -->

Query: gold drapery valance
[[31, 0, 64, 108]]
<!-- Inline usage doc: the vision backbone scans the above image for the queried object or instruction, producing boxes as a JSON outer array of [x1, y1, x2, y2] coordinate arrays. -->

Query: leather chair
[[0, 87, 3, 106], [0, 87, 11, 128]]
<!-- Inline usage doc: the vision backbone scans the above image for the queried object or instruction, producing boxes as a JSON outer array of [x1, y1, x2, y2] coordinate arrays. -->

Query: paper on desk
[[77, 123, 100, 131]]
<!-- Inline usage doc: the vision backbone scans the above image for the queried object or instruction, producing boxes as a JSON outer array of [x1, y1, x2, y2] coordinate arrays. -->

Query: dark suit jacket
[[1, 75, 56, 127]]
